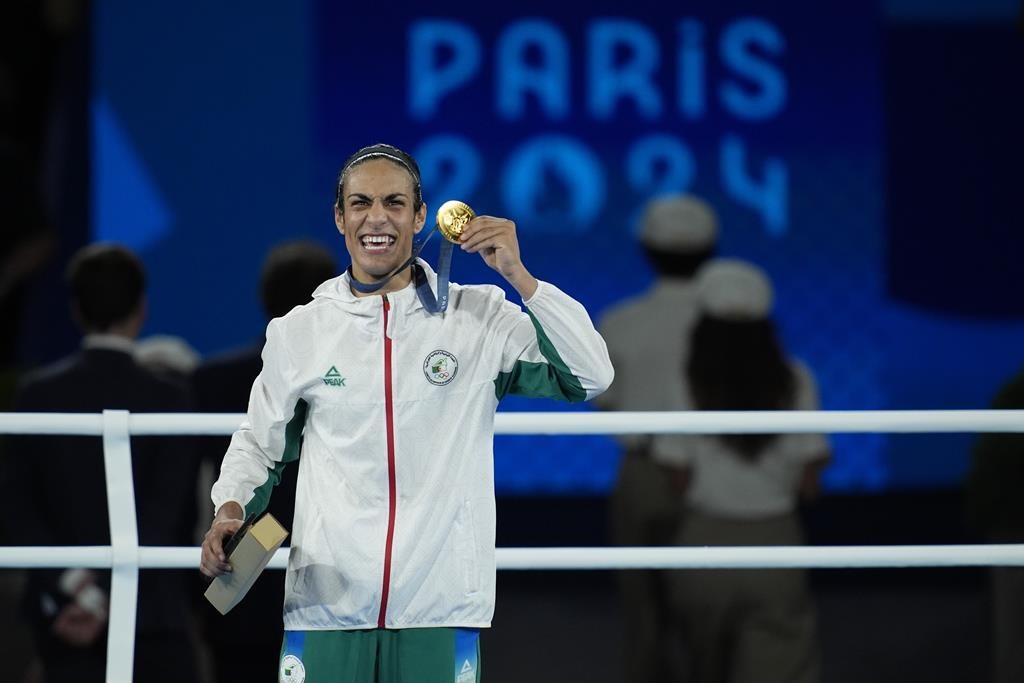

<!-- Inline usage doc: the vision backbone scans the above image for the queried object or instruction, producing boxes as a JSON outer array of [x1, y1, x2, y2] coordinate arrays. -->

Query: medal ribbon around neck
[[348, 200, 475, 314]]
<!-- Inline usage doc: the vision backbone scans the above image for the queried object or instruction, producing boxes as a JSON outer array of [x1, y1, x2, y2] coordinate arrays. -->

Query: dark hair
[[687, 315, 797, 459], [644, 244, 715, 279], [334, 143, 423, 213], [260, 240, 338, 319], [65, 243, 146, 332]]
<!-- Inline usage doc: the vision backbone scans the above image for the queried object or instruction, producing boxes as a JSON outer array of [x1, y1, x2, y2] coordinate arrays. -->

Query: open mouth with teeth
[[360, 234, 397, 253]]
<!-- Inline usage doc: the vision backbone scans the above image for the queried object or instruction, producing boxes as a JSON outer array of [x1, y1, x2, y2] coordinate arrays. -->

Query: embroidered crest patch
[[423, 350, 458, 386], [280, 654, 306, 683]]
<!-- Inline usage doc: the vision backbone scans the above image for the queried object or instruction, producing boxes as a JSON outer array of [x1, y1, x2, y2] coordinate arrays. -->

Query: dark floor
[[486, 570, 991, 683], [483, 490, 995, 682]]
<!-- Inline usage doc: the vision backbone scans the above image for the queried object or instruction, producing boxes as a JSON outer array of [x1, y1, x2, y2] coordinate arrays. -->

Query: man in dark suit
[[193, 239, 335, 683], [1, 243, 201, 683]]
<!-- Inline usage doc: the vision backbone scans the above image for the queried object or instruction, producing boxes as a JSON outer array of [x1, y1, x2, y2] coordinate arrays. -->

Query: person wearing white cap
[[652, 259, 830, 683], [595, 193, 718, 683]]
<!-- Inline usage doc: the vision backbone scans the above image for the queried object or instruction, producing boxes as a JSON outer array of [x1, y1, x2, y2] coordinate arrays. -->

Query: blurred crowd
[[1, 238, 337, 683]]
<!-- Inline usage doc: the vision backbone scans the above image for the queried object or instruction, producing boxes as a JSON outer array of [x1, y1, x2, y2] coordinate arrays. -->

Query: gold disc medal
[[435, 200, 476, 243]]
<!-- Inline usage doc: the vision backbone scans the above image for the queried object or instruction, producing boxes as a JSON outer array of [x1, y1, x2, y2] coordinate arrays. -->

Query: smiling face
[[335, 158, 426, 293]]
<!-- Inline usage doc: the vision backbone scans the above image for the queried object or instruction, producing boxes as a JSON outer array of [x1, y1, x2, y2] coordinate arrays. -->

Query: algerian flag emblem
[[423, 350, 458, 386]]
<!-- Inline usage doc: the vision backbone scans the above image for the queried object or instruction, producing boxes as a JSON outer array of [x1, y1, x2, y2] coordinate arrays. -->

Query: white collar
[[82, 334, 136, 354]]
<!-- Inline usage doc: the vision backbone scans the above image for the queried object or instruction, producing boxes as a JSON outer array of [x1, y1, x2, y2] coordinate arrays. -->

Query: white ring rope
[[1, 409, 1023, 436], [2, 408, 1021, 683], [1, 544, 1023, 570], [2, 409, 1020, 575]]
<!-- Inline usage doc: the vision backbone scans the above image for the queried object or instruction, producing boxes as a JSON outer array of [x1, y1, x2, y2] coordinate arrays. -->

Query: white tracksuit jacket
[[211, 261, 613, 631]]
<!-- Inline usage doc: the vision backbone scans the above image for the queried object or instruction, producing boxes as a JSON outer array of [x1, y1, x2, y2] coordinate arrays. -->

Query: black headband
[[335, 147, 423, 208], [342, 150, 416, 178]]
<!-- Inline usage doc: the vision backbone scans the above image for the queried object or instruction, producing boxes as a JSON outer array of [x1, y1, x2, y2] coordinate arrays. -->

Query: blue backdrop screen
[[91, 1, 1024, 494]]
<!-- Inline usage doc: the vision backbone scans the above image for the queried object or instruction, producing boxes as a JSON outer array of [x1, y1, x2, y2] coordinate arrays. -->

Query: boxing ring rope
[[8, 409, 1023, 436], [4, 543, 1024, 571], [1, 409, 1023, 682]]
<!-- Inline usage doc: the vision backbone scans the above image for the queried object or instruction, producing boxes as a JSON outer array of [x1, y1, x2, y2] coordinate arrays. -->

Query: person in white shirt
[[653, 259, 830, 683], [595, 194, 718, 683]]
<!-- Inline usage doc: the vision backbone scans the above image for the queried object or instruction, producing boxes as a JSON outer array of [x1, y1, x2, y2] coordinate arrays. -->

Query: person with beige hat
[[653, 259, 830, 683], [595, 193, 719, 683]]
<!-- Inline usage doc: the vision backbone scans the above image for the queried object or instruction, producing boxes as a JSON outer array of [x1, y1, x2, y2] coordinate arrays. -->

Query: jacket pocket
[[454, 499, 481, 595]]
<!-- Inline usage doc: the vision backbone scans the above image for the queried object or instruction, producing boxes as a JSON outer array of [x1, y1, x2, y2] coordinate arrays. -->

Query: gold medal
[[435, 200, 476, 243]]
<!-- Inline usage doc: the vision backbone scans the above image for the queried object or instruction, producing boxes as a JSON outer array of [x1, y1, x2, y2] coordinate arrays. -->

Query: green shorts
[[278, 627, 481, 683]]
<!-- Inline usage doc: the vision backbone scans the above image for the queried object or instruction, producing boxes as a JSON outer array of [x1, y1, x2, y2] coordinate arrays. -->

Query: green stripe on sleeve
[[494, 311, 587, 403], [245, 398, 308, 518]]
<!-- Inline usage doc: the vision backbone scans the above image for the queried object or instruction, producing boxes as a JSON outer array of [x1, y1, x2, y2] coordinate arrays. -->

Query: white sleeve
[[493, 280, 614, 402], [785, 360, 830, 464], [211, 318, 307, 515]]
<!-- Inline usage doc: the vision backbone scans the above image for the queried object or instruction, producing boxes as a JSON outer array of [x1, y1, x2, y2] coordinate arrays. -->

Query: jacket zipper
[[378, 295, 397, 628]]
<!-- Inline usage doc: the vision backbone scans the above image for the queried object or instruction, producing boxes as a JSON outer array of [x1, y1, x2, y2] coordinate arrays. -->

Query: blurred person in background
[[0, 243, 201, 683], [595, 194, 718, 682], [0, 0, 61, 402], [135, 333, 202, 388], [966, 365, 1024, 683], [1, 4, 87, 680], [653, 259, 830, 683], [193, 239, 336, 683]]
